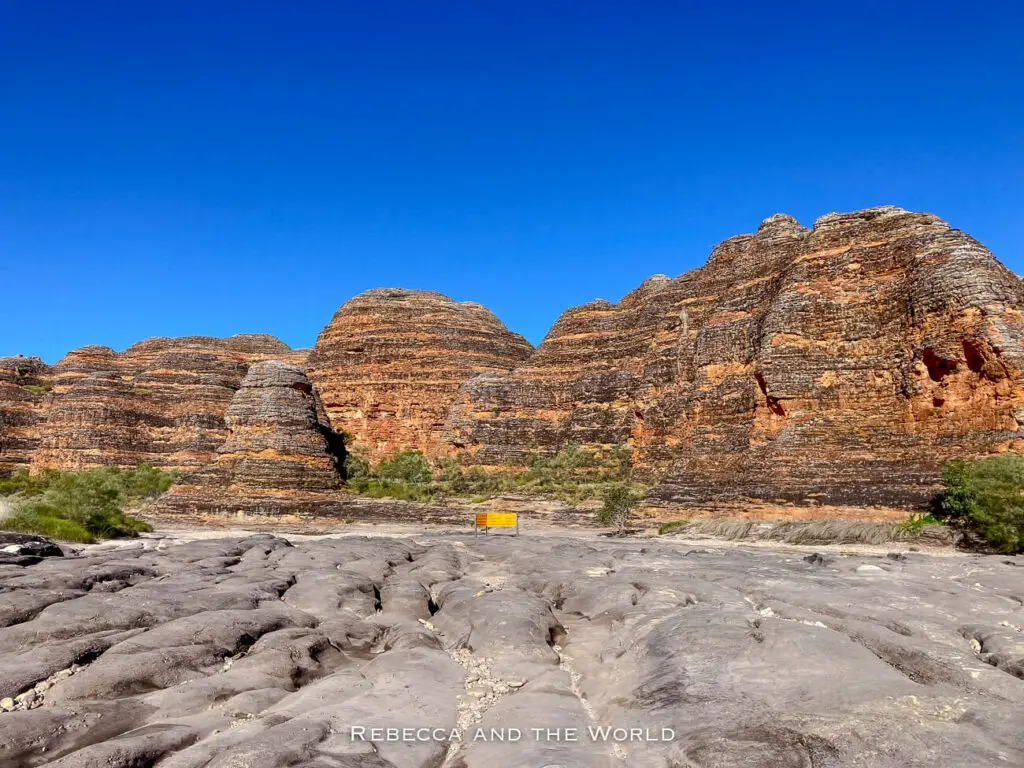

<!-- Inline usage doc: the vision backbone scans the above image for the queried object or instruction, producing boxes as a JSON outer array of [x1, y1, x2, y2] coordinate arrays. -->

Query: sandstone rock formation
[[26, 335, 307, 473], [306, 288, 533, 462], [0, 533, 1021, 766], [154, 361, 344, 516], [4, 207, 1023, 510], [445, 207, 1024, 506], [0, 357, 53, 476]]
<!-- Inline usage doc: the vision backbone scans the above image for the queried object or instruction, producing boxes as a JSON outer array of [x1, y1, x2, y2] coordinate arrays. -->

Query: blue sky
[[2, 1, 1022, 363]]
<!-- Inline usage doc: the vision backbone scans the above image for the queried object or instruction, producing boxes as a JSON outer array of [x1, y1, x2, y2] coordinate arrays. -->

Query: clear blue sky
[[2, 1, 1021, 363]]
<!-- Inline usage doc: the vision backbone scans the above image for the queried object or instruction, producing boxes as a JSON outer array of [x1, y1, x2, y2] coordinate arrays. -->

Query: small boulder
[[856, 564, 886, 573], [803, 553, 835, 566], [0, 532, 64, 558]]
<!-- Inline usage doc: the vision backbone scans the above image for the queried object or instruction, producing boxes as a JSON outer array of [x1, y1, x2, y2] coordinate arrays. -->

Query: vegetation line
[[342, 443, 646, 506], [0, 465, 176, 543]]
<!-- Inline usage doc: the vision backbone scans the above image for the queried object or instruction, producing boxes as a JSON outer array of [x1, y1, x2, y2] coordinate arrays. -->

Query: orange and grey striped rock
[[152, 360, 344, 516], [5, 207, 1024, 512], [306, 288, 533, 462], [28, 335, 308, 473], [0, 356, 53, 475], [444, 207, 1024, 506]]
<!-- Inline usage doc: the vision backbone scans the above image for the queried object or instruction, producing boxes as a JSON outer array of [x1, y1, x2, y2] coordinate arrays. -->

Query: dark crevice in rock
[[547, 621, 567, 650], [275, 575, 298, 597], [884, 620, 914, 637], [961, 626, 1024, 680], [922, 348, 958, 382], [854, 634, 964, 686], [755, 371, 786, 416], [963, 338, 986, 374]]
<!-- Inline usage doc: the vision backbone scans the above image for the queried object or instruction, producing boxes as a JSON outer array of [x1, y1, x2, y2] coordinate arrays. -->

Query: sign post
[[474, 512, 519, 536]]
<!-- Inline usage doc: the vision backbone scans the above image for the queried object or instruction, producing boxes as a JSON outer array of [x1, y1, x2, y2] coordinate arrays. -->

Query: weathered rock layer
[[444, 207, 1024, 506], [306, 289, 533, 462], [22, 335, 307, 473], [0, 357, 53, 476], [154, 361, 345, 516], [4, 207, 1023, 510]]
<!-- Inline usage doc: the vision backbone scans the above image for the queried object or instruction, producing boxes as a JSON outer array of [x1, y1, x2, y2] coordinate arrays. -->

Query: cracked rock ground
[[0, 534, 1021, 767]]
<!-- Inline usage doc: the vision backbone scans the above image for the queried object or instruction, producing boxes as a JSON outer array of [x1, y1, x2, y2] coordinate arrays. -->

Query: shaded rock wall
[[25, 336, 308, 473], [444, 207, 1024, 506], [306, 288, 533, 462], [153, 361, 344, 516]]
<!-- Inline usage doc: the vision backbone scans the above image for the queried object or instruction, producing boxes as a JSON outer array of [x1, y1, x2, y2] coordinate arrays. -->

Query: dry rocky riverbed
[[0, 531, 1021, 767]]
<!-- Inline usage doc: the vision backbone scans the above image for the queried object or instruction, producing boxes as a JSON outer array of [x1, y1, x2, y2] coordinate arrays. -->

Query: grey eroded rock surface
[[0, 534, 1021, 767]]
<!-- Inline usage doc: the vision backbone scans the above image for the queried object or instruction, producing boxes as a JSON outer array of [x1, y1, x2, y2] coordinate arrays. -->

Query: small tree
[[123, 463, 177, 499], [597, 483, 641, 533], [342, 451, 371, 481], [2, 467, 162, 542], [932, 453, 1024, 554], [375, 450, 432, 484]]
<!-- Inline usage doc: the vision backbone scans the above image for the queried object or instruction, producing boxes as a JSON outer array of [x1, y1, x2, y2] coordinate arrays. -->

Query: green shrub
[[1, 510, 96, 543], [348, 478, 432, 502], [0, 464, 170, 542], [342, 452, 370, 480], [932, 453, 1024, 554], [898, 511, 945, 534], [597, 483, 641, 532], [22, 383, 53, 395], [0, 469, 51, 497], [341, 442, 643, 505], [121, 463, 177, 499], [375, 450, 432, 484]]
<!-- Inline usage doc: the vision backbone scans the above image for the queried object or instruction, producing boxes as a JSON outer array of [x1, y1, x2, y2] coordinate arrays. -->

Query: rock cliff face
[[27, 335, 307, 472], [153, 361, 344, 516], [306, 289, 533, 462], [444, 207, 1024, 506], [4, 207, 1023, 510], [0, 357, 53, 475]]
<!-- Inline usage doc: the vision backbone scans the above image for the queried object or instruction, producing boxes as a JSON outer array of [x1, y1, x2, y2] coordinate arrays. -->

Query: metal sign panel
[[474, 512, 519, 535]]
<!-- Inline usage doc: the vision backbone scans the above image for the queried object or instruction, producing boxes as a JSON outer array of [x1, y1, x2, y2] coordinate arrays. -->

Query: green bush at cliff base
[[596, 483, 641, 532], [345, 444, 644, 505], [931, 453, 1024, 554], [0, 465, 173, 543], [375, 450, 432, 484], [346, 476, 433, 503], [897, 512, 945, 534]]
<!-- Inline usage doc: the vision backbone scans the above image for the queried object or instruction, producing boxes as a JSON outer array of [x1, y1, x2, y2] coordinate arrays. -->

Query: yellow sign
[[475, 512, 518, 529], [474, 512, 519, 536]]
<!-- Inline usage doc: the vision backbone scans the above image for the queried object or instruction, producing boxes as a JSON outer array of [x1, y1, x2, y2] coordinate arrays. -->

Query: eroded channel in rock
[[0, 535, 1021, 767]]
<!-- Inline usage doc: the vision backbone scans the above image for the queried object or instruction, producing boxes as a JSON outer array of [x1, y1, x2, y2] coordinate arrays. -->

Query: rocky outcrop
[[0, 357, 53, 475], [0, 532, 64, 566], [27, 335, 307, 473], [306, 289, 533, 462], [153, 361, 344, 516], [4, 207, 1023, 510], [1, 534, 1021, 766], [445, 207, 1024, 506]]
